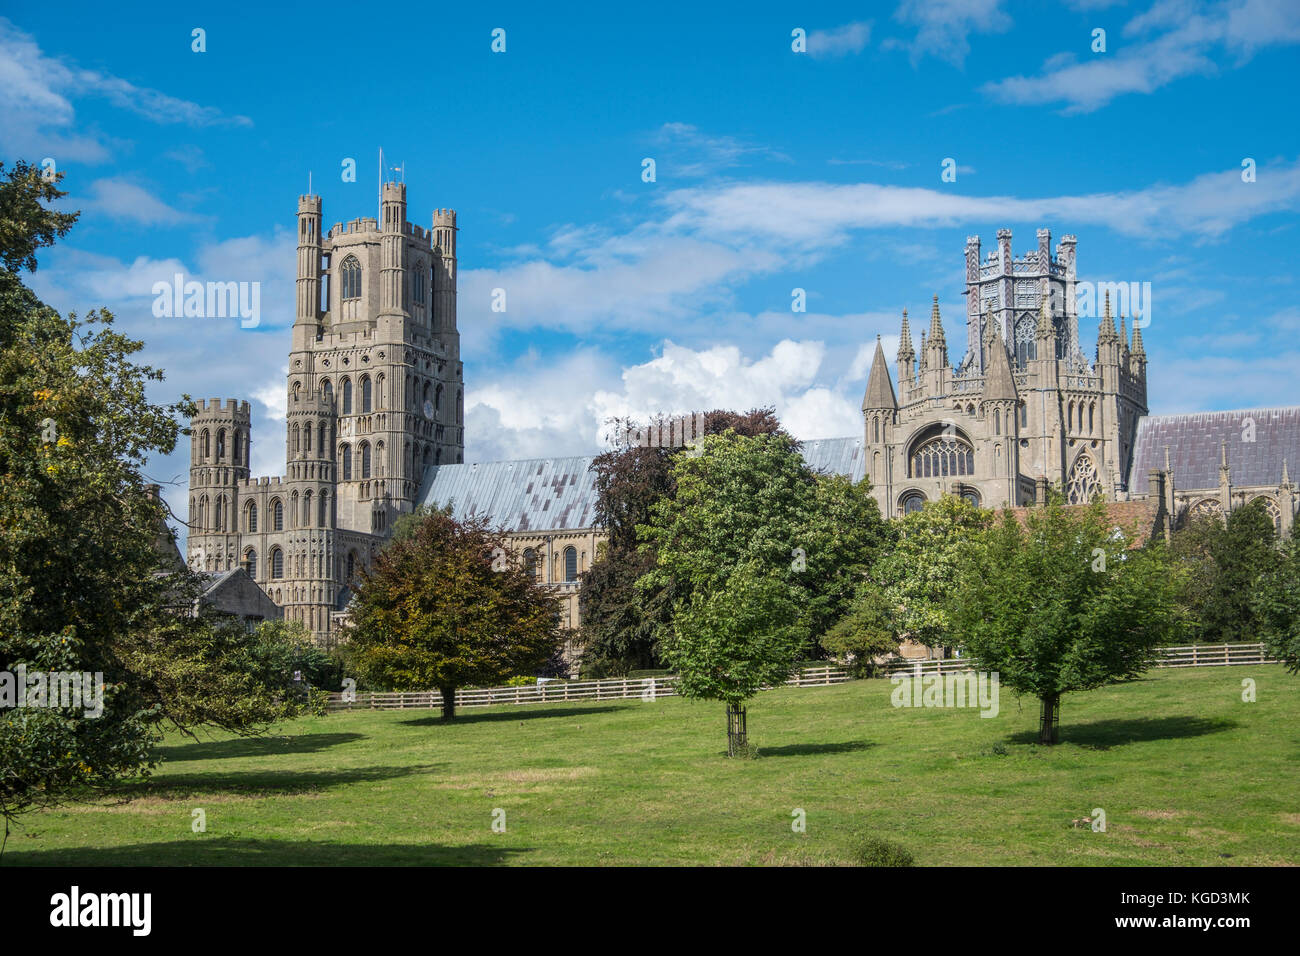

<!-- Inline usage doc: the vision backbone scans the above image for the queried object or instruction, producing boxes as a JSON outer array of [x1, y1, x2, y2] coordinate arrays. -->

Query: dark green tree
[[950, 498, 1184, 744], [1254, 529, 1300, 673]]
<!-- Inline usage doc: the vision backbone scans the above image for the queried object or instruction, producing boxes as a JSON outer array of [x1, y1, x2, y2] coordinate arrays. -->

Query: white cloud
[[75, 178, 201, 226], [648, 122, 788, 179], [890, 0, 1011, 66], [983, 0, 1300, 112], [0, 16, 250, 163]]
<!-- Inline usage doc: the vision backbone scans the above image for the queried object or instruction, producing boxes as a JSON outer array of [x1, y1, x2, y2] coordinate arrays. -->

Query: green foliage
[[1254, 531, 1300, 674], [666, 562, 807, 706], [346, 510, 562, 716], [0, 161, 296, 824], [822, 580, 900, 677], [876, 494, 991, 650], [950, 498, 1185, 739], [577, 408, 786, 676], [851, 835, 915, 867], [1171, 499, 1281, 644]]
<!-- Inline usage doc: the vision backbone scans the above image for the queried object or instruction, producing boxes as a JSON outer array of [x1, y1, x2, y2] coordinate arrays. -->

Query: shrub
[[851, 835, 915, 867]]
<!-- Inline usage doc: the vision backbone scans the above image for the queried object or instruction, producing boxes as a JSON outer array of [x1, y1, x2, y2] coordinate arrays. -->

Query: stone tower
[[187, 399, 251, 574], [862, 229, 1148, 517], [187, 181, 464, 645]]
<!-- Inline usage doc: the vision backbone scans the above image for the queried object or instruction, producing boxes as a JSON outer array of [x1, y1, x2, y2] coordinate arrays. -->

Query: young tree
[[950, 498, 1184, 744], [667, 563, 807, 756], [639, 430, 883, 752], [347, 509, 562, 719], [1254, 530, 1300, 674], [822, 579, 900, 677]]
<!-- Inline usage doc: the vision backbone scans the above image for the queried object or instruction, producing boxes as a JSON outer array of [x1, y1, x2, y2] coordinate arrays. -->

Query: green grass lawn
[[6, 666, 1298, 866]]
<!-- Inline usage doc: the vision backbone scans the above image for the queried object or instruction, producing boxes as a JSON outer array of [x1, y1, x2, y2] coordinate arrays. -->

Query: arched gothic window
[[413, 262, 426, 304], [900, 491, 926, 514], [318, 491, 329, 527], [245, 501, 257, 532], [342, 378, 353, 414], [272, 498, 284, 531], [321, 379, 333, 405], [1066, 454, 1103, 505], [360, 442, 372, 478], [244, 548, 257, 580], [340, 443, 352, 481], [341, 256, 362, 299], [911, 435, 974, 478], [270, 547, 284, 579], [564, 546, 578, 582], [1014, 314, 1037, 368], [361, 376, 372, 413], [216, 429, 226, 461], [523, 548, 539, 580]]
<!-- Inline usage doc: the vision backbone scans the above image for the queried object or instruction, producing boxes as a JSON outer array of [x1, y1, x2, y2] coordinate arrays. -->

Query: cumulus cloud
[[806, 21, 873, 59], [889, 0, 1011, 66]]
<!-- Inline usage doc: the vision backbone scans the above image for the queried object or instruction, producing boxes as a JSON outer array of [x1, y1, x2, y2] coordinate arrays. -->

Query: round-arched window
[[900, 491, 926, 514]]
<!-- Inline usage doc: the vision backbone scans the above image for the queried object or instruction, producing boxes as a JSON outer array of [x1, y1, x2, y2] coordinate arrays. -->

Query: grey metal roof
[[800, 436, 866, 482], [419, 439, 869, 533], [418, 456, 601, 532], [1129, 406, 1300, 493]]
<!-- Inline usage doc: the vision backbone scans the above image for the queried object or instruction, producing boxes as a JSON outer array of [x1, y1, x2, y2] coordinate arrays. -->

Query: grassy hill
[[7, 666, 1298, 866]]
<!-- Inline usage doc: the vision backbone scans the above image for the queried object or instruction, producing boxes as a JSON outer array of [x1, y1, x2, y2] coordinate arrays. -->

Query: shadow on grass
[[1007, 715, 1237, 750], [155, 733, 367, 763], [2, 837, 531, 867], [117, 762, 443, 800], [752, 740, 876, 758], [399, 704, 630, 727]]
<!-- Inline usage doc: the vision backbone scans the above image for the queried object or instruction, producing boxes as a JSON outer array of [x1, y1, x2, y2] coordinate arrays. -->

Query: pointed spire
[[862, 335, 898, 411], [982, 323, 1017, 402], [918, 330, 928, 370], [1120, 313, 1130, 353], [897, 308, 914, 364], [928, 294, 945, 344], [1098, 290, 1119, 344], [1132, 320, 1145, 355]]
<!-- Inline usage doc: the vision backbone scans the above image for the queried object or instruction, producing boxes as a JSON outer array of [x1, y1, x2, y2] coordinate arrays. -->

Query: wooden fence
[[885, 642, 1278, 676], [326, 665, 849, 713]]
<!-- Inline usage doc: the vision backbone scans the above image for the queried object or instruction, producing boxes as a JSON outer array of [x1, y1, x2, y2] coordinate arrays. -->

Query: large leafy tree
[[876, 494, 992, 652], [0, 161, 291, 830], [577, 408, 784, 676], [347, 508, 562, 719], [639, 430, 886, 752], [950, 498, 1184, 744], [1170, 498, 1281, 644]]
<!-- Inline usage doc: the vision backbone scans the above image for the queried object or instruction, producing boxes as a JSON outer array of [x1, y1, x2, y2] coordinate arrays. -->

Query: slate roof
[[1128, 406, 1300, 494], [799, 436, 867, 483], [418, 456, 601, 532]]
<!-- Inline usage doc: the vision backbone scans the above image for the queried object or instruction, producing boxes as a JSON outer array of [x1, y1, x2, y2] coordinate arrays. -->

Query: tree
[[1, 161, 293, 830], [667, 563, 806, 756], [1171, 499, 1281, 643], [950, 498, 1184, 744], [577, 407, 785, 676], [822, 580, 900, 677], [876, 494, 991, 652], [1254, 530, 1300, 674], [347, 509, 562, 719], [638, 430, 884, 752]]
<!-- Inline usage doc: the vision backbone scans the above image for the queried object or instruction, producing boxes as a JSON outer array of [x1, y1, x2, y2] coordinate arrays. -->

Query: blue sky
[[3, 0, 1299, 540]]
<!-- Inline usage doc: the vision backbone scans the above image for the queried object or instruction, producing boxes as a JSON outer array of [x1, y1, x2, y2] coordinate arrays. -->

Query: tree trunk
[[441, 686, 457, 721], [726, 702, 747, 757], [1038, 693, 1060, 745]]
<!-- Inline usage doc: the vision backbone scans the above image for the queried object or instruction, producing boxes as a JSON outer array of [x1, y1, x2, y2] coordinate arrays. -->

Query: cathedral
[[185, 186, 1299, 651]]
